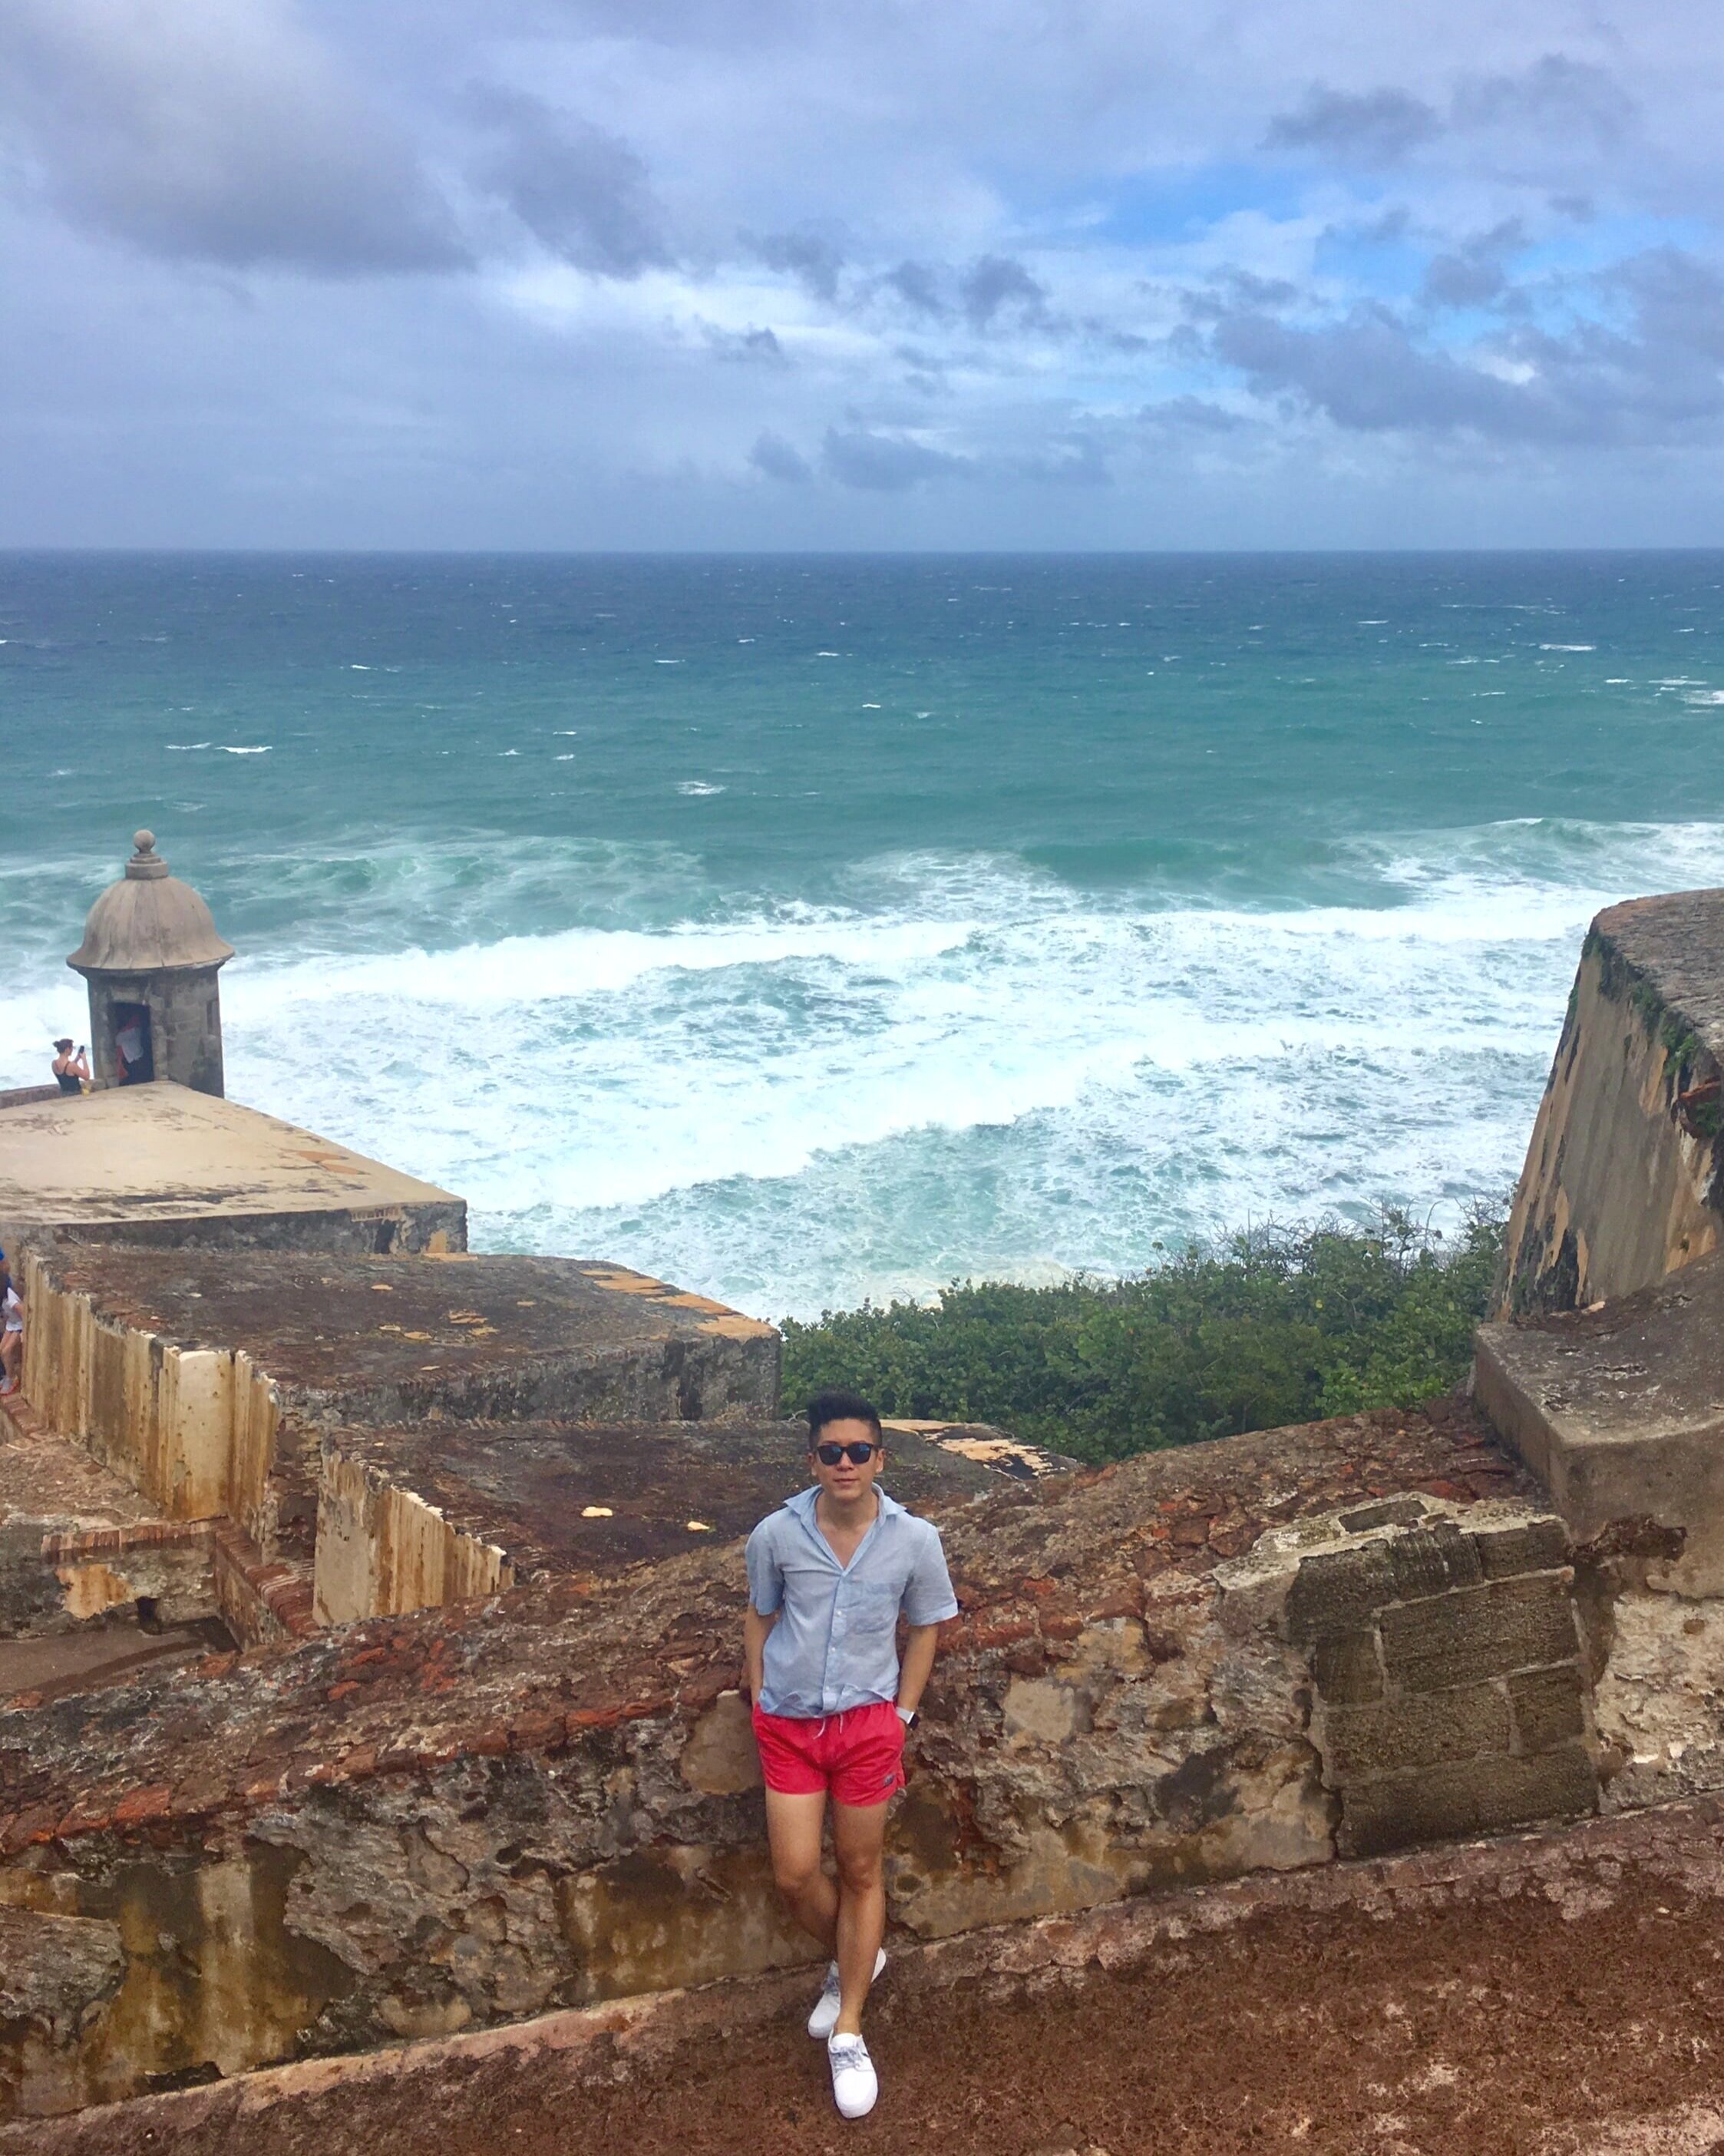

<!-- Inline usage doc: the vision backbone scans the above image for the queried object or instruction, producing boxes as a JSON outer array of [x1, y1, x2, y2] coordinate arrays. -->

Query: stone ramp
[[9, 1793, 1724, 2155]]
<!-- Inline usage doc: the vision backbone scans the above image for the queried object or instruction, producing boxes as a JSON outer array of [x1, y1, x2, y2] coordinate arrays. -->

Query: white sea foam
[[199, 818, 1724, 1313], [675, 781, 725, 796], [12, 816, 1722, 1319]]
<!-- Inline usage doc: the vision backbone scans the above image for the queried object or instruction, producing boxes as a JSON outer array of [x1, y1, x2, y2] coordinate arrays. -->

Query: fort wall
[[2, 1404, 1624, 2113], [1498, 888, 1724, 1318]]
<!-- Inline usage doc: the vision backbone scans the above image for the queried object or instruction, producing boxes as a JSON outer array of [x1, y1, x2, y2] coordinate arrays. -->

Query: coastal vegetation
[[781, 1204, 1507, 1467]]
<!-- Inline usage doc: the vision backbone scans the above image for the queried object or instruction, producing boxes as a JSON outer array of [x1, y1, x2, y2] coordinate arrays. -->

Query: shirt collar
[[784, 1484, 904, 1526]]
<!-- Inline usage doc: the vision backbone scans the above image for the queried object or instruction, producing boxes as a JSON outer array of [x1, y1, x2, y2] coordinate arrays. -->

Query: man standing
[[745, 1389, 958, 2121]]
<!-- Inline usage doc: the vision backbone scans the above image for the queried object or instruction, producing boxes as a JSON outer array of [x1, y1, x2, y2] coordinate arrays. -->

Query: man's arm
[[742, 1602, 777, 1704], [897, 1622, 941, 1717]]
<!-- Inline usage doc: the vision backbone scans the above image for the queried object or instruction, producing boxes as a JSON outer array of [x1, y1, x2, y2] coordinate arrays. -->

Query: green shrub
[[780, 1203, 1507, 1467]]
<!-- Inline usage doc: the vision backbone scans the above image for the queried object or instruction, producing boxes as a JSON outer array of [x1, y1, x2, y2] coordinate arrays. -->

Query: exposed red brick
[[112, 1785, 172, 1827]]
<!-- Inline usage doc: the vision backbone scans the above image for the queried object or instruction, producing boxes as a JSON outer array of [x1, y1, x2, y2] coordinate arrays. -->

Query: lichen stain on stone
[[680, 1692, 762, 1796], [557, 1845, 813, 2002], [53, 1562, 134, 1621], [35, 1843, 355, 2101]]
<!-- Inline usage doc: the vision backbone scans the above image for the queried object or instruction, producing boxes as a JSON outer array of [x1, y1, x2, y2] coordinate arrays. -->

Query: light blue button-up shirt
[[745, 1486, 959, 1718]]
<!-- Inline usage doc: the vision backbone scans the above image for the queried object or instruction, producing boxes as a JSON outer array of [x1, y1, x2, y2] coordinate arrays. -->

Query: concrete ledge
[[19, 1244, 782, 1543], [1476, 1248, 1724, 1590]]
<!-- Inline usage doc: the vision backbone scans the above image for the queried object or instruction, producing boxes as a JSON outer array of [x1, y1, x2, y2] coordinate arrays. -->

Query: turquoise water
[[4, 552, 1722, 1316]]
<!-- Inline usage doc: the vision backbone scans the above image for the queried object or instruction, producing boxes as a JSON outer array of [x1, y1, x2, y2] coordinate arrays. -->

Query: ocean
[[4, 551, 1722, 1320]]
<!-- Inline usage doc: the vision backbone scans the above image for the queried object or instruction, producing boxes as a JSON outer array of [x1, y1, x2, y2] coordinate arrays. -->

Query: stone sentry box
[[66, 832, 233, 1098], [1220, 1494, 1597, 1856]]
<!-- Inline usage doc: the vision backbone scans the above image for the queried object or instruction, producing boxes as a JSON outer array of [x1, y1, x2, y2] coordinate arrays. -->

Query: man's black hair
[[806, 1388, 883, 1445]]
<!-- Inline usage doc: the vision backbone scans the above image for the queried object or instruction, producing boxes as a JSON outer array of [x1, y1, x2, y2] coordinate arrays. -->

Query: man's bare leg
[[830, 1800, 889, 2036], [764, 1787, 837, 1953]]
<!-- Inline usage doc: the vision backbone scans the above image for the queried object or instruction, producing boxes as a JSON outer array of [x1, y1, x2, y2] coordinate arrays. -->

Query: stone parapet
[[0, 1083, 467, 1257]]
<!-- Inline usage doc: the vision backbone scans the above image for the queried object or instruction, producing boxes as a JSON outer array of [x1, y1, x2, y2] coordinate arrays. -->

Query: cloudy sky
[[4, 0, 1722, 547]]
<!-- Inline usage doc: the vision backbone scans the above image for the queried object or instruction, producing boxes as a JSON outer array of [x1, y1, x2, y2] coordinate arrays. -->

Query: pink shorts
[[751, 1701, 906, 1807]]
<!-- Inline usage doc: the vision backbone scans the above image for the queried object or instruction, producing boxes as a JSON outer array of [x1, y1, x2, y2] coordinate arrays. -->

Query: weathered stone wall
[[312, 1443, 510, 1627], [38, 1205, 470, 1258], [0, 1404, 1610, 2118], [21, 1248, 281, 1533], [1499, 891, 1724, 1318]]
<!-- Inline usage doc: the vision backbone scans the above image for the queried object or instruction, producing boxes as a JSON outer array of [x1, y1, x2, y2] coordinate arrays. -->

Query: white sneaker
[[827, 2032, 879, 2119], [807, 1949, 886, 2039]]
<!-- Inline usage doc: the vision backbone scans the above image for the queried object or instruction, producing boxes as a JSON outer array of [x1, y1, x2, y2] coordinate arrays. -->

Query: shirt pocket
[[844, 1581, 901, 1637]]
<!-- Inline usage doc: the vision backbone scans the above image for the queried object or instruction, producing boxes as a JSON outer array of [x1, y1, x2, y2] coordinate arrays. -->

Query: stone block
[[1337, 1498, 1428, 1534], [1323, 1681, 1511, 1781], [1471, 1516, 1570, 1581], [313, 1417, 1000, 1625], [1384, 1521, 1484, 1602], [1508, 1665, 1587, 1753], [1379, 1576, 1579, 1695], [1309, 1628, 1383, 1705], [1283, 1543, 1396, 1646], [1339, 1741, 1599, 1858]]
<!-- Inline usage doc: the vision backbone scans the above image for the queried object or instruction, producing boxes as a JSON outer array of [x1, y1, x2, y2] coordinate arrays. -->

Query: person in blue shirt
[[744, 1388, 958, 2121]]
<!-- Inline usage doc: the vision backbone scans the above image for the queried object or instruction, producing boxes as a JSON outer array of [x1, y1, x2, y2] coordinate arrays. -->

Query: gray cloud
[[750, 430, 811, 481], [470, 88, 670, 276], [821, 428, 969, 489], [0, 0, 465, 273], [1264, 86, 1441, 166], [1195, 246, 1724, 445], [750, 228, 845, 302], [1138, 395, 1246, 432], [960, 254, 1049, 330], [708, 326, 788, 364], [1422, 220, 1525, 310], [883, 261, 948, 319], [1454, 55, 1633, 146], [1267, 55, 1635, 174]]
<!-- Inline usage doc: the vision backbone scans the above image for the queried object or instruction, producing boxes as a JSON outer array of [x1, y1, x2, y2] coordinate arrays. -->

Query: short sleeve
[[902, 1523, 959, 1627], [745, 1517, 785, 1616]]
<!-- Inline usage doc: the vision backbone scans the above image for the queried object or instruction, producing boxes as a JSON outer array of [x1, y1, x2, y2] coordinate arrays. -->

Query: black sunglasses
[[814, 1440, 880, 1466]]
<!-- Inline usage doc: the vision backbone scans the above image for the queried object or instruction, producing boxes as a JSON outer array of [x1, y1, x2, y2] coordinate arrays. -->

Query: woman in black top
[[52, 1040, 89, 1094]]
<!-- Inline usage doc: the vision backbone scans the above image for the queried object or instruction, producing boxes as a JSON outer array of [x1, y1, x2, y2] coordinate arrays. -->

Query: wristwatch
[[896, 1706, 920, 1730]]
